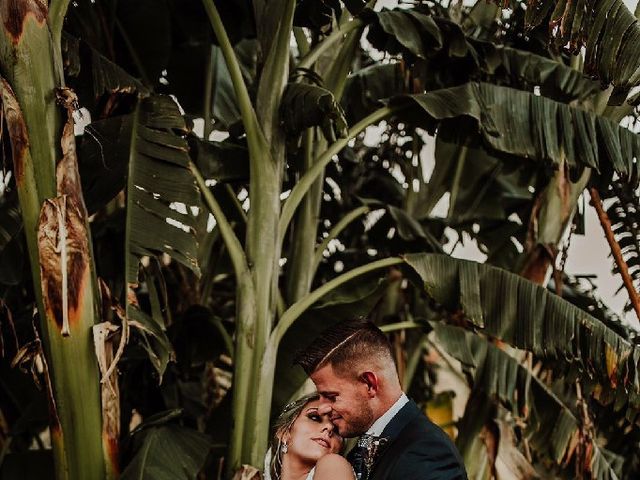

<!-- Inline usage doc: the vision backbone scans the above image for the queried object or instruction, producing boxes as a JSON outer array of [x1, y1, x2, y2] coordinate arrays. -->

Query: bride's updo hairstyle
[[267, 393, 320, 480]]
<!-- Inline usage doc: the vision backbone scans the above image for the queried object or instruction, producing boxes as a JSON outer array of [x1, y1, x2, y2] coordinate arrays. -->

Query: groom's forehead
[[310, 363, 335, 385], [311, 363, 349, 389]]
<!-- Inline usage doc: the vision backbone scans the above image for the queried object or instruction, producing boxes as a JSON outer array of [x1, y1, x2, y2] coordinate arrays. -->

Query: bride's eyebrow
[[305, 407, 319, 413]]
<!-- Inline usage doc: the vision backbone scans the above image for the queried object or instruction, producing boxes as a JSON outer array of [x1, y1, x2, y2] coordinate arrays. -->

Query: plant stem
[[380, 321, 422, 333], [311, 205, 370, 276], [403, 334, 427, 390], [293, 27, 310, 56], [190, 162, 249, 280], [208, 315, 234, 357], [279, 106, 399, 247], [448, 146, 467, 217], [589, 187, 640, 322], [286, 129, 323, 303], [203, 45, 216, 140], [201, 0, 267, 159], [48, 0, 71, 59], [297, 19, 363, 70], [274, 257, 404, 344]]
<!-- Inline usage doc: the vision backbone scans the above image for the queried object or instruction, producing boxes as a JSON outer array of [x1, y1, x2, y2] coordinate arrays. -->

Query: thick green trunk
[[285, 130, 325, 303], [0, 3, 112, 479]]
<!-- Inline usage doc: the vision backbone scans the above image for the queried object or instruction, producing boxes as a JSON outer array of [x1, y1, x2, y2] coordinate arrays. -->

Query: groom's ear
[[360, 371, 379, 397]]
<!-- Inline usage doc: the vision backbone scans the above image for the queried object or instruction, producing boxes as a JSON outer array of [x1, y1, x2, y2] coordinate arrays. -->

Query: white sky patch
[[511, 236, 524, 253], [448, 231, 488, 263], [207, 213, 217, 232], [430, 192, 450, 218], [325, 177, 342, 201], [364, 208, 386, 231], [364, 122, 387, 146], [507, 212, 522, 225], [418, 131, 437, 183], [389, 163, 406, 184], [73, 108, 92, 135], [0, 171, 12, 196]]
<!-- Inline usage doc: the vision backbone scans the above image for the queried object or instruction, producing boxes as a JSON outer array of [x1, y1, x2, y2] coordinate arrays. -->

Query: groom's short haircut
[[295, 318, 394, 377]]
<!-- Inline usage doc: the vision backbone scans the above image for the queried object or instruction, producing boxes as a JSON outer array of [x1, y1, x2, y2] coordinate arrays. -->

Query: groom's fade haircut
[[295, 318, 395, 378]]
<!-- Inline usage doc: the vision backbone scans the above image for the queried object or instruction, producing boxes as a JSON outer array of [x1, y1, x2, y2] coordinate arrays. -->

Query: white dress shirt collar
[[366, 393, 409, 436]]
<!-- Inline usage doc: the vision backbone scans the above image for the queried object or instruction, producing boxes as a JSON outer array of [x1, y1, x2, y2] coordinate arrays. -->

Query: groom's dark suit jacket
[[368, 399, 467, 480]]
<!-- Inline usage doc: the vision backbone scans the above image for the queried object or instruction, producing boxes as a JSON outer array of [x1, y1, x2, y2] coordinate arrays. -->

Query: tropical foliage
[[1, 0, 640, 479]]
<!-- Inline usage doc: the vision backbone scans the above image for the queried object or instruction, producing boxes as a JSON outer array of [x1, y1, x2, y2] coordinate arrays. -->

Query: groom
[[295, 319, 467, 480]]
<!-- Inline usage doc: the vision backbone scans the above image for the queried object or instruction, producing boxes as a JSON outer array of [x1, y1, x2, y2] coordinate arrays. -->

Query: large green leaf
[[392, 82, 640, 185], [478, 45, 602, 103], [126, 95, 201, 282], [403, 253, 640, 415], [120, 424, 211, 480], [62, 32, 150, 114], [436, 323, 621, 479], [124, 95, 201, 376], [365, 8, 444, 59], [342, 62, 405, 123], [187, 135, 249, 182], [520, 0, 640, 103], [78, 114, 132, 214]]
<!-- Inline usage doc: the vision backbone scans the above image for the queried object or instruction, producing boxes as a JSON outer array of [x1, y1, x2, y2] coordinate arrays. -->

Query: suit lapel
[[381, 400, 420, 439], [369, 400, 421, 480]]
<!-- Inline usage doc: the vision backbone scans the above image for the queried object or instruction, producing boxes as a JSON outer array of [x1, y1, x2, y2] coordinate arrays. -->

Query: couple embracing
[[264, 319, 467, 480]]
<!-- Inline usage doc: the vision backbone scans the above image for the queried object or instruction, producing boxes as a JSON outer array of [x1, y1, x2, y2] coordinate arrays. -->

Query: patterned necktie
[[348, 434, 388, 480]]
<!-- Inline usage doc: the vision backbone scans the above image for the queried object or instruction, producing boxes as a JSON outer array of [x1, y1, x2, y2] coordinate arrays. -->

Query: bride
[[264, 393, 355, 480]]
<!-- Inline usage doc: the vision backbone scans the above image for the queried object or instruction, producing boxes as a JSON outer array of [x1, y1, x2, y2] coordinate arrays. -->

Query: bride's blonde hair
[[268, 393, 320, 480]]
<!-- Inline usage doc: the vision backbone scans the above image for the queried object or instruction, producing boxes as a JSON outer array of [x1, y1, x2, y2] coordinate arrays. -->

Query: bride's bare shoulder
[[314, 454, 354, 479]]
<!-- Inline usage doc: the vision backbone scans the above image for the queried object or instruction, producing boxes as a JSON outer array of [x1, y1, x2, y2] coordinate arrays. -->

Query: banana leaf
[[404, 253, 640, 418], [365, 8, 444, 59], [392, 82, 640, 185], [520, 0, 640, 103], [61, 33, 149, 115], [120, 423, 210, 480], [437, 323, 621, 478], [123, 95, 201, 376], [477, 44, 602, 103]]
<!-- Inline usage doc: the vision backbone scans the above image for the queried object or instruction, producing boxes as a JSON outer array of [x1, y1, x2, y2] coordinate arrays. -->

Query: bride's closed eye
[[307, 412, 322, 422]]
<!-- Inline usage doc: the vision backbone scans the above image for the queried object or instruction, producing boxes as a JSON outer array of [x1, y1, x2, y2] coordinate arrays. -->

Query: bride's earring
[[282, 442, 288, 454]]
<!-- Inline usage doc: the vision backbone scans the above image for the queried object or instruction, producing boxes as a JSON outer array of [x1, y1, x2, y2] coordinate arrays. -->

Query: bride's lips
[[312, 437, 331, 449]]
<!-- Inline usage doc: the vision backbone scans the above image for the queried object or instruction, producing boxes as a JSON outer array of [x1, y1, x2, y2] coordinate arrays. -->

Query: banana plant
[[3, 0, 640, 478]]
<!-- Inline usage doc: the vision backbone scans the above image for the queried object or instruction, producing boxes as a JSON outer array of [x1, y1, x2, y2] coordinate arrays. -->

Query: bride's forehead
[[303, 399, 322, 410]]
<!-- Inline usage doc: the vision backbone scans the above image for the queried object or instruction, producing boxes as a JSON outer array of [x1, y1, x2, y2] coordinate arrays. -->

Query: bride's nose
[[322, 422, 333, 437]]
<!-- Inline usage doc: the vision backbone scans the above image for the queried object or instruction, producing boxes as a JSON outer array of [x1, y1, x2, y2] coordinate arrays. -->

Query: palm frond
[[404, 253, 640, 418], [124, 95, 201, 376], [602, 179, 640, 312], [393, 82, 640, 185], [436, 323, 622, 478], [520, 0, 640, 103]]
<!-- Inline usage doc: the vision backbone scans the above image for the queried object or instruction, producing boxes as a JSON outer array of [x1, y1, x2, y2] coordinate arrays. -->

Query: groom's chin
[[334, 420, 358, 438]]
